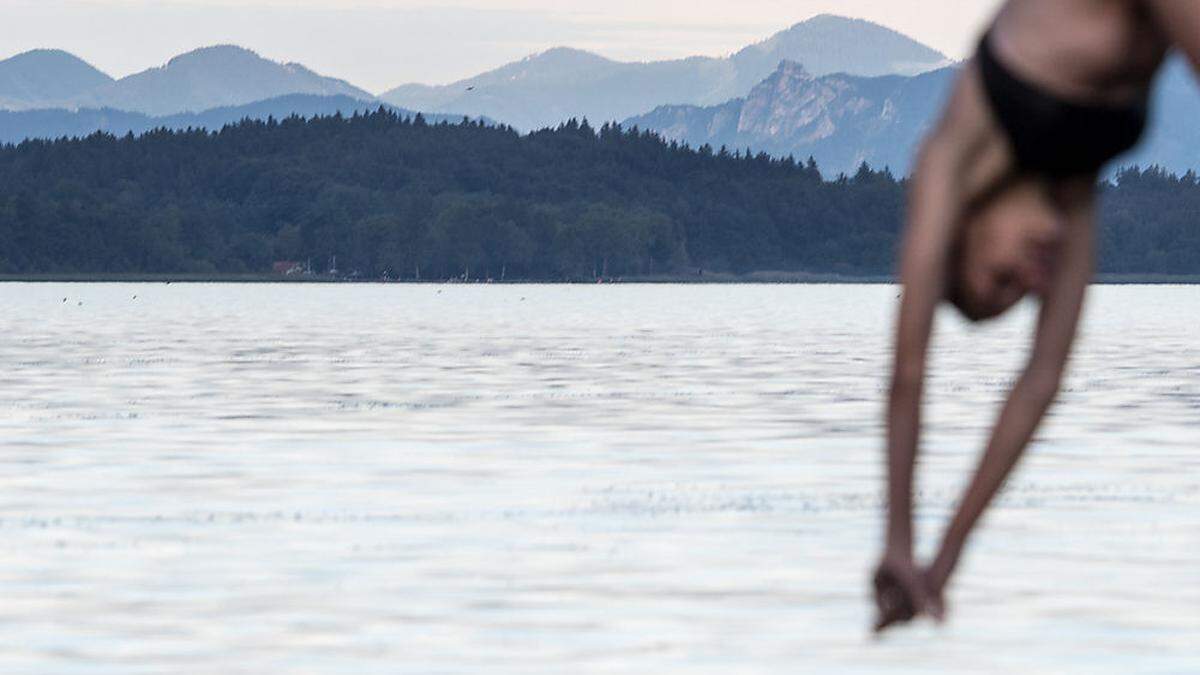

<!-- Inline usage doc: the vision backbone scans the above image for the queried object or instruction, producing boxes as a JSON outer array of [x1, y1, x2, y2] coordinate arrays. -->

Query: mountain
[[726, 14, 953, 91], [625, 55, 1200, 177], [70, 46, 376, 116], [380, 14, 952, 131], [382, 48, 745, 133], [0, 49, 114, 110], [625, 61, 955, 176], [0, 94, 474, 146]]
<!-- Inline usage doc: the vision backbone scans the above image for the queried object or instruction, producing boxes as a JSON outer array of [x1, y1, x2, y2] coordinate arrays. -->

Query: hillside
[[0, 112, 896, 277], [0, 111, 1196, 278]]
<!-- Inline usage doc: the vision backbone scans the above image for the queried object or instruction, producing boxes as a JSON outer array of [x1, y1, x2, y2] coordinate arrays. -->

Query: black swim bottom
[[976, 31, 1148, 177]]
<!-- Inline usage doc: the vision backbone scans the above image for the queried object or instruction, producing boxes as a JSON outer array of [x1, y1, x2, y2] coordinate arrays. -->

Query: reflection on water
[[1, 283, 1197, 672]]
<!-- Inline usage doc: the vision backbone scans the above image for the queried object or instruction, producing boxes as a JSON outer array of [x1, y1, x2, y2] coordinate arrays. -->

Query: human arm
[[873, 139, 963, 632], [1144, 1, 1200, 70], [884, 145, 961, 554], [875, 66, 1016, 632], [924, 183, 1096, 599]]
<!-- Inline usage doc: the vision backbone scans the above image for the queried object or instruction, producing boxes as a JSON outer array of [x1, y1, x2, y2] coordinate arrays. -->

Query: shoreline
[[1, 273, 1199, 285]]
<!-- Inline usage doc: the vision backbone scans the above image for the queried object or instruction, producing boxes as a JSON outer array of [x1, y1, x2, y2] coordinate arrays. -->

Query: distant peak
[[527, 47, 612, 64], [167, 45, 263, 67], [802, 13, 870, 25], [777, 13, 916, 38], [11, 48, 76, 59], [3, 48, 97, 66], [0, 48, 114, 83], [538, 46, 594, 56], [736, 12, 950, 74], [187, 44, 257, 55]]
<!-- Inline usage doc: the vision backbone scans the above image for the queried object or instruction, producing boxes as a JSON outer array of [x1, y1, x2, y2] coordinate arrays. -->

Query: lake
[[1, 283, 1197, 673]]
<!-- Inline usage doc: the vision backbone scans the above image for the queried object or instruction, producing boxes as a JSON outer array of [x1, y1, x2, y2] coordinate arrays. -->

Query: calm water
[[1, 283, 1197, 673]]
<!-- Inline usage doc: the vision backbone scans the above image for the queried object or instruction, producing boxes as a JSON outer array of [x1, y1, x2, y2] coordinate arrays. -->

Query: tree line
[[0, 109, 1195, 278]]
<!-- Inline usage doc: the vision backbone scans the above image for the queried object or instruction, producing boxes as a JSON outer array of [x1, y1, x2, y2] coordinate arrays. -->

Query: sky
[[1, 0, 1005, 93]]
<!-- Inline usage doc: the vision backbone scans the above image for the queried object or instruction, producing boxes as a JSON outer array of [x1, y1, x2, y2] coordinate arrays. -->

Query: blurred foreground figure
[[875, 0, 1200, 633]]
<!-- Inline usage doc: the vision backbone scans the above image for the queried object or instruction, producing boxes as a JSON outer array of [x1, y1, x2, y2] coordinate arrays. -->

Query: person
[[873, 0, 1200, 633]]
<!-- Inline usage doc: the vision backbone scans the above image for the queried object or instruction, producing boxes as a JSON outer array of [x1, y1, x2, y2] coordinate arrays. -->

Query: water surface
[[1, 283, 1197, 673]]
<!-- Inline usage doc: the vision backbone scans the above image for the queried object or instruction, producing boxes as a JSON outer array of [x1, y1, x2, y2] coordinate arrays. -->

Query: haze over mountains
[[0, 45, 372, 115], [380, 15, 952, 131], [0, 14, 952, 145], [3, 13, 1200, 177], [0, 94, 473, 146]]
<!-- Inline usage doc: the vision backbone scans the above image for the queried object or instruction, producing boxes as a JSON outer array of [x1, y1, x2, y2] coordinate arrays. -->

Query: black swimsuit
[[976, 31, 1149, 177]]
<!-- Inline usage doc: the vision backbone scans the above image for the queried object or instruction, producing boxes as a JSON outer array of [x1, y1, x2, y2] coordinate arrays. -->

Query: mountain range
[[0, 45, 373, 115], [625, 61, 955, 176], [625, 55, 1200, 177], [0, 94, 473, 146], [72, 46, 373, 116], [4, 14, 1200, 177], [380, 15, 952, 131], [0, 15, 947, 125], [0, 14, 953, 149]]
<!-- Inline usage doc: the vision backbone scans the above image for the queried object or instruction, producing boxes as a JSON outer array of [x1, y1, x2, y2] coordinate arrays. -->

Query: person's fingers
[[899, 566, 946, 621], [918, 567, 947, 622], [927, 596, 946, 623], [874, 591, 906, 633], [874, 599, 916, 633], [872, 571, 917, 634], [890, 568, 926, 612], [878, 586, 906, 615]]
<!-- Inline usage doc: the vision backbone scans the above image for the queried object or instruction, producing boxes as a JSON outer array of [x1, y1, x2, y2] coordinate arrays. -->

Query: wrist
[[883, 537, 914, 563]]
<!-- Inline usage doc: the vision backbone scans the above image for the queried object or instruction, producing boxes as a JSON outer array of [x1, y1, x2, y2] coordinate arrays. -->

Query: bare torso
[[991, 0, 1169, 104]]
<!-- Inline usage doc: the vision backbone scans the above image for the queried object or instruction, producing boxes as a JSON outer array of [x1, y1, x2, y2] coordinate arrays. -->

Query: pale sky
[[1, 0, 1005, 93]]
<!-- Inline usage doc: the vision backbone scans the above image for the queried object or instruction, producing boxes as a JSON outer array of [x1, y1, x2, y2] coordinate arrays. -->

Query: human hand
[[920, 555, 953, 623], [872, 555, 943, 633]]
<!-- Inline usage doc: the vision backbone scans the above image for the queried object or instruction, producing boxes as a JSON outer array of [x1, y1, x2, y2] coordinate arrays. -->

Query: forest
[[0, 109, 1197, 279]]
